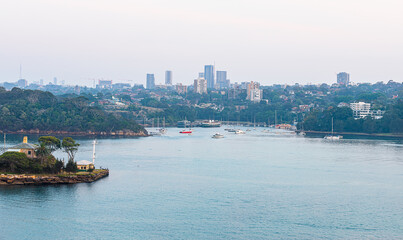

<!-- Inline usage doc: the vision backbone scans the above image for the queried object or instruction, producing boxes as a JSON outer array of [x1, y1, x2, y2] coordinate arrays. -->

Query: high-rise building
[[165, 71, 172, 85], [17, 79, 27, 88], [204, 65, 215, 89], [198, 72, 204, 78], [53, 77, 58, 85], [146, 74, 155, 89], [176, 83, 187, 94], [337, 72, 350, 85], [194, 78, 207, 94], [216, 71, 230, 89], [246, 81, 262, 102]]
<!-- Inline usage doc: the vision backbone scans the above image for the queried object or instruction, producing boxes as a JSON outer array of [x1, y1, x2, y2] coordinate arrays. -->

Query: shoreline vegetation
[[0, 129, 148, 137], [298, 130, 403, 139], [0, 87, 148, 136]]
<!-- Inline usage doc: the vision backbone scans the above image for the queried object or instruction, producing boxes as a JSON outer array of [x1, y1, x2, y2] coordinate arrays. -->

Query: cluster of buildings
[[145, 65, 263, 102]]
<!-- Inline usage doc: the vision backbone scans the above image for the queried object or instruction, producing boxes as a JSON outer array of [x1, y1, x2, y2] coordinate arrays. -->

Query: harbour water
[[1, 128, 403, 239]]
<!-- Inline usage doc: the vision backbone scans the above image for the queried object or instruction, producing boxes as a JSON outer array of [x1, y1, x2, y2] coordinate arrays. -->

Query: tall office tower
[[165, 71, 172, 85], [216, 71, 230, 89], [198, 72, 204, 78], [337, 72, 350, 85], [204, 65, 215, 89], [53, 77, 58, 85], [146, 74, 155, 89], [194, 78, 208, 94]]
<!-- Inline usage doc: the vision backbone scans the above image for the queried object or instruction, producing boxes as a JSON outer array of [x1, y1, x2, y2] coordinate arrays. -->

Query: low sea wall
[[0, 170, 109, 185]]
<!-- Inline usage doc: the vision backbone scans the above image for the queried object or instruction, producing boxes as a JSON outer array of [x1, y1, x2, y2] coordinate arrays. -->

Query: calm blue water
[[1, 128, 403, 239]]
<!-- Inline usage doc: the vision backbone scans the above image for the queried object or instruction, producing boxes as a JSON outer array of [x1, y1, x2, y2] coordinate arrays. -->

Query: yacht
[[324, 117, 342, 140], [235, 129, 246, 134], [212, 133, 224, 139]]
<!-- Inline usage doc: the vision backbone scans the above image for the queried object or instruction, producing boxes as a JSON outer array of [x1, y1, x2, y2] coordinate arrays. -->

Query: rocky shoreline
[[0, 170, 109, 185], [0, 129, 148, 137]]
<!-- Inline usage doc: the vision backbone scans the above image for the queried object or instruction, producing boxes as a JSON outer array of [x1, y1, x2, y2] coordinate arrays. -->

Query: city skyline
[[1, 0, 403, 86]]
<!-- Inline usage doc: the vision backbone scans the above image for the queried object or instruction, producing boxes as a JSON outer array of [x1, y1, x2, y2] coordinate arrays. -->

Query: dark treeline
[[300, 100, 403, 134], [0, 87, 145, 133]]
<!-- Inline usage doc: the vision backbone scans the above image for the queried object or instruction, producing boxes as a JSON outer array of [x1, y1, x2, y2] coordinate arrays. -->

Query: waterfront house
[[7, 136, 38, 158], [76, 160, 95, 171]]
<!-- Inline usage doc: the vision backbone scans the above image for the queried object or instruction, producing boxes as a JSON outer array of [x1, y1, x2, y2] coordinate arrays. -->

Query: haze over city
[[1, 0, 402, 86]]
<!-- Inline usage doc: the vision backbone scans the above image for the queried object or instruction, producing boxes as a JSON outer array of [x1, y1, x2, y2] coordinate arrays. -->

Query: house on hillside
[[7, 136, 38, 158]]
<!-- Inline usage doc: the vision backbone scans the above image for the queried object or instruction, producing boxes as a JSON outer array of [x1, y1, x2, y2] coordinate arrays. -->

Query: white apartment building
[[247, 81, 262, 102], [194, 78, 207, 94], [350, 102, 384, 119]]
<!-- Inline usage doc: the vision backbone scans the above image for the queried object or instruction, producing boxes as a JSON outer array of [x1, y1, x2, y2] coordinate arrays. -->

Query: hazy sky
[[1, 0, 402, 86]]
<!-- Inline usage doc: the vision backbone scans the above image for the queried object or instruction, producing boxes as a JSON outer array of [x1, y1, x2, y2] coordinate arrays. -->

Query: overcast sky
[[1, 0, 402, 86]]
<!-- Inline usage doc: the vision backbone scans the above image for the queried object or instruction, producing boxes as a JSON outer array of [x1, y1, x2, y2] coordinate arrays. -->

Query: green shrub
[[0, 152, 30, 173]]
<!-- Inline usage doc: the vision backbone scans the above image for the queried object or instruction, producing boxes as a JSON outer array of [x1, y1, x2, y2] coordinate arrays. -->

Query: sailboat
[[324, 117, 342, 140], [159, 117, 167, 134]]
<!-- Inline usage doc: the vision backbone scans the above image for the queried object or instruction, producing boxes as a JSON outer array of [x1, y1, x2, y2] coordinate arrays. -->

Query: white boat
[[324, 135, 342, 140], [158, 128, 167, 134], [212, 133, 224, 139], [235, 129, 246, 134], [149, 131, 161, 136], [324, 117, 342, 140]]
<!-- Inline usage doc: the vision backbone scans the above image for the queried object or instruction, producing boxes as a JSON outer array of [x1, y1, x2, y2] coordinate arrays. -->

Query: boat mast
[[331, 117, 334, 135], [275, 110, 277, 128]]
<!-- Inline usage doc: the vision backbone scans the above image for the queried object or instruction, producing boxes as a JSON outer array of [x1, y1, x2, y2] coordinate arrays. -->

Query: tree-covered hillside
[[0, 87, 146, 134], [300, 100, 403, 134]]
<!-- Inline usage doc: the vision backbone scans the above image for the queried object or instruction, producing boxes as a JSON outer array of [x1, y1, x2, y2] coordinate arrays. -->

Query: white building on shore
[[350, 102, 384, 119]]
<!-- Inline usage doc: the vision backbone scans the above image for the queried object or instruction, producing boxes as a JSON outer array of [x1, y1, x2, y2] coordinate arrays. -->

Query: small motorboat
[[324, 135, 342, 140], [212, 133, 224, 139], [180, 129, 193, 134], [158, 128, 167, 134], [235, 129, 246, 134]]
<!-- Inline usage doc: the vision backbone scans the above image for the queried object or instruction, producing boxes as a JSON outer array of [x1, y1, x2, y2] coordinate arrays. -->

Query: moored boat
[[235, 129, 246, 134], [212, 133, 224, 139], [180, 129, 193, 134]]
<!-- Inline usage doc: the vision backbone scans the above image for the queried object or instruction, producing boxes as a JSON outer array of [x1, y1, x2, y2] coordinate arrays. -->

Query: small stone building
[[7, 136, 38, 158], [76, 160, 95, 171]]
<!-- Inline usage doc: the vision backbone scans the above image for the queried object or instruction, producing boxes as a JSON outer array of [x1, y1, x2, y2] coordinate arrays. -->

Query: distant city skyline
[[1, 0, 402, 86]]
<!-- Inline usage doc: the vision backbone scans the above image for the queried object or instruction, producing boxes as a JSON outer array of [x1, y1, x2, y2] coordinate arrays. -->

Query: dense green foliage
[[0, 87, 145, 133], [301, 100, 403, 134], [65, 159, 78, 173], [0, 152, 64, 174]]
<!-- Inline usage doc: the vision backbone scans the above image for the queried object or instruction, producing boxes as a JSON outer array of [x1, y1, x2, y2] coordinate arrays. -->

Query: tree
[[65, 159, 78, 173], [62, 137, 80, 162], [38, 136, 61, 153], [37, 136, 61, 166], [0, 152, 29, 173]]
